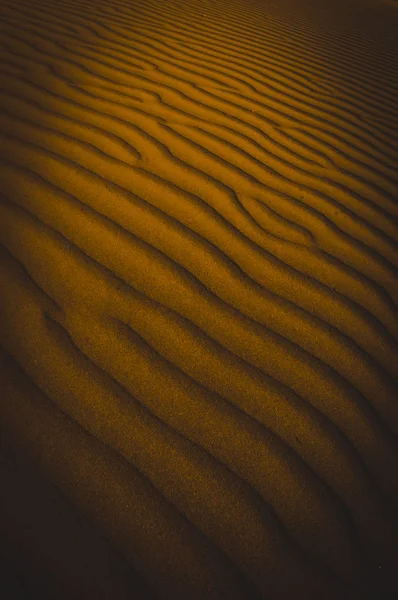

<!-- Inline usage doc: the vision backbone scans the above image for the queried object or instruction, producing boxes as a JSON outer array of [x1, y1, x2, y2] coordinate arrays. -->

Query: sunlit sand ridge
[[1, 0, 398, 597]]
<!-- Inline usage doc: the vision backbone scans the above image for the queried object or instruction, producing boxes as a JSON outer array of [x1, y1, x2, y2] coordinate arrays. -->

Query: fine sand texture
[[1, 0, 398, 598]]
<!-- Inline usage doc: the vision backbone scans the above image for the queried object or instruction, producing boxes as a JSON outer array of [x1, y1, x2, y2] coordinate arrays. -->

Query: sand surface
[[1, 0, 398, 597]]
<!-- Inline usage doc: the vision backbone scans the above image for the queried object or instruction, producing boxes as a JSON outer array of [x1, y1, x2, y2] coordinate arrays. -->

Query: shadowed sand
[[1, 0, 398, 597]]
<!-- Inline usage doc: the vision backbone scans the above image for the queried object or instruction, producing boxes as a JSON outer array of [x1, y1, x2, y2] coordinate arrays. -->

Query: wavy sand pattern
[[1, 0, 398, 597]]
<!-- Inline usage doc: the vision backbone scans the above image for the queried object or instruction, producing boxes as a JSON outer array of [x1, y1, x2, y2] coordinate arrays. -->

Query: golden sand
[[1, 0, 397, 597]]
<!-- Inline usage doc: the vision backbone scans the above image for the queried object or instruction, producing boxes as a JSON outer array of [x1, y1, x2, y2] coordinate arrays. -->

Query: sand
[[0, 0, 397, 597]]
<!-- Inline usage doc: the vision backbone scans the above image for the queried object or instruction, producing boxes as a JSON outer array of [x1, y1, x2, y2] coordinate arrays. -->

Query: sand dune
[[1, 0, 398, 597]]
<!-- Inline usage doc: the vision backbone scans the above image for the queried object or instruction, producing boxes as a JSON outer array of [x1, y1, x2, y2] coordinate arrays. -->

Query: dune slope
[[1, 0, 398, 598]]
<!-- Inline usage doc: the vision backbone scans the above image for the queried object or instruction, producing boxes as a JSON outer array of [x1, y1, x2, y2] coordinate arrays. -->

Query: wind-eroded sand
[[1, 0, 398, 597]]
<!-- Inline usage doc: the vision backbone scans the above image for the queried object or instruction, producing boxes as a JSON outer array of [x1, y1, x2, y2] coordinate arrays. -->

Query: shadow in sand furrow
[[1, 128, 397, 369], [274, 125, 398, 196], [0, 73, 155, 158], [0, 13, 84, 41], [7, 0, 398, 175], [3, 132, 398, 382], [233, 192, 317, 247], [146, 123, 398, 307], [0, 63, 27, 78], [1, 144, 397, 402], [0, 229, 396, 583], [136, 96, 398, 212], [98, 1, 397, 113], [10, 52, 389, 241], [198, 41, 395, 134], [1, 209, 396, 597], [195, 83, 398, 167], [182, 118, 398, 222], [0, 18, 156, 73], [1, 65, 394, 264], [0, 28, 153, 86], [1, 0, 84, 37], [272, 7, 398, 71], [7, 0, 397, 109], [180, 29, 398, 118], [1, 184, 398, 516], [0, 106, 140, 165], [282, 122, 398, 186], [5, 56, 394, 260], [0, 445, 158, 600], [238, 191, 397, 272], [160, 122, 398, 264], [2, 148, 398, 389], [0, 247, 388, 599], [97, 26, 340, 100], [0, 348, 258, 600], [60, 36, 246, 94], [0, 247, 354, 597], [10, 0, 115, 44], [195, 74, 398, 149]]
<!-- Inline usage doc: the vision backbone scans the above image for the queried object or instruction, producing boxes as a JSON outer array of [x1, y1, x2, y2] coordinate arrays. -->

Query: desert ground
[[1, 0, 398, 598]]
